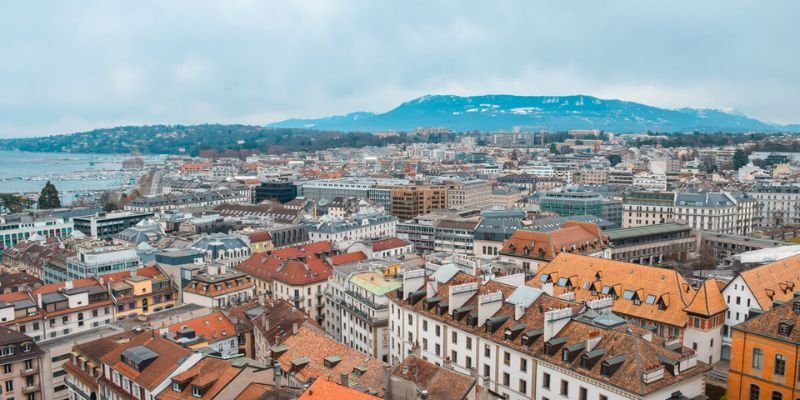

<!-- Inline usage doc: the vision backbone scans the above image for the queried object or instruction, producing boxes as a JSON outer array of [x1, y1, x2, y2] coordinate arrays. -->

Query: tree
[[0, 194, 26, 213], [733, 148, 749, 170], [38, 181, 61, 209]]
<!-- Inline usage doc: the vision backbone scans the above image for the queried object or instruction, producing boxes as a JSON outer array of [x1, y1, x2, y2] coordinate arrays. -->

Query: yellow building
[[102, 265, 177, 320]]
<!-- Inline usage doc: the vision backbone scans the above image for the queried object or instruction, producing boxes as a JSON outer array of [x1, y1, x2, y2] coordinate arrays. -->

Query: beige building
[[390, 186, 448, 221], [0, 327, 44, 400], [442, 179, 491, 210]]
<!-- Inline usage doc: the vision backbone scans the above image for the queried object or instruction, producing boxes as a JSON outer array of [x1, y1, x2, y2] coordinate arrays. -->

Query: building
[[270, 325, 387, 396], [189, 233, 251, 267], [298, 178, 376, 203], [390, 186, 448, 221], [697, 230, 790, 266], [298, 379, 378, 400], [537, 191, 622, 228], [50, 246, 141, 284], [345, 237, 414, 260], [748, 185, 800, 228], [530, 253, 727, 364], [578, 168, 609, 186], [97, 331, 202, 400], [237, 242, 333, 322], [441, 179, 492, 210], [72, 211, 154, 239], [721, 254, 800, 360], [102, 266, 178, 320], [622, 191, 675, 228], [632, 172, 668, 191], [434, 218, 481, 255], [0, 326, 44, 400], [182, 264, 256, 309], [388, 267, 711, 400], [254, 180, 298, 204], [304, 212, 397, 243], [163, 311, 240, 358], [0, 215, 73, 255], [728, 298, 800, 400], [63, 331, 135, 400], [497, 173, 537, 194], [124, 189, 249, 213], [388, 355, 478, 400], [673, 192, 758, 236], [325, 264, 400, 362], [157, 356, 280, 399], [499, 221, 608, 274], [245, 230, 273, 253], [473, 208, 526, 259], [605, 223, 696, 264]]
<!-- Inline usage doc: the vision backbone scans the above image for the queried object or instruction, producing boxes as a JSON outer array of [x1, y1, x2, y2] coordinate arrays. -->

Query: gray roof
[[675, 192, 733, 208], [605, 223, 692, 241], [430, 264, 461, 284], [505, 286, 544, 308], [190, 233, 249, 252], [121, 345, 160, 364], [592, 311, 627, 328]]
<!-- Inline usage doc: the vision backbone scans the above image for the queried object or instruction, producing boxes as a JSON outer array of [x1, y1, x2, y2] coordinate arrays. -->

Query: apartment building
[[530, 253, 727, 364], [390, 186, 448, 221], [163, 311, 240, 358], [728, 298, 800, 400], [102, 266, 178, 320], [499, 221, 608, 274], [189, 232, 252, 267], [305, 212, 397, 243], [388, 268, 710, 400], [605, 223, 696, 264], [0, 327, 44, 400], [673, 191, 758, 236], [72, 211, 154, 239], [441, 179, 492, 210], [182, 264, 256, 309], [747, 185, 800, 228], [47, 246, 141, 284], [0, 215, 73, 255], [622, 191, 675, 228]]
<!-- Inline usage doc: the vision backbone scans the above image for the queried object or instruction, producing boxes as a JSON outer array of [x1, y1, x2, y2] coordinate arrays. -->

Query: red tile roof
[[247, 231, 272, 243], [100, 332, 191, 391], [167, 311, 237, 342], [371, 238, 411, 252], [330, 251, 367, 266], [271, 241, 332, 260], [298, 379, 378, 400]]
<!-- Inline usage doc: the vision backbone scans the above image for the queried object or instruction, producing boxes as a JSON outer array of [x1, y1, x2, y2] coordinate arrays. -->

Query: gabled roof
[[391, 355, 476, 400], [157, 357, 242, 400], [500, 221, 606, 260], [329, 251, 367, 266], [99, 331, 191, 391], [167, 311, 237, 343], [738, 254, 800, 310], [684, 279, 728, 317], [298, 379, 377, 400]]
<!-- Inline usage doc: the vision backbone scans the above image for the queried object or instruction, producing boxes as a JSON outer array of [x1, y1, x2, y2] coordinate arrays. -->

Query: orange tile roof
[[529, 253, 695, 328], [298, 379, 378, 400], [738, 254, 800, 310], [330, 251, 367, 266], [183, 276, 254, 297], [156, 357, 241, 400], [246, 231, 272, 243], [167, 311, 237, 343], [684, 279, 727, 317], [100, 332, 191, 391], [271, 241, 332, 260], [238, 254, 332, 286], [500, 222, 605, 260], [276, 326, 386, 395], [371, 238, 411, 252], [392, 355, 476, 400]]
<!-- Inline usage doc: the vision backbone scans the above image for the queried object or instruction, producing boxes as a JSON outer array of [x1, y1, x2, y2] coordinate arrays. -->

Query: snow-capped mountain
[[268, 94, 792, 132]]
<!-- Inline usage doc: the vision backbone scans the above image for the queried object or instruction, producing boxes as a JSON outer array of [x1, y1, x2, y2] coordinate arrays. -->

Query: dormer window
[[779, 320, 795, 336], [173, 382, 182, 392], [192, 386, 202, 398], [21, 343, 32, 352]]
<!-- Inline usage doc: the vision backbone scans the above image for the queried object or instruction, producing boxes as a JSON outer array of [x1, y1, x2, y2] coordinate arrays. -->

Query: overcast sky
[[0, 1, 797, 137]]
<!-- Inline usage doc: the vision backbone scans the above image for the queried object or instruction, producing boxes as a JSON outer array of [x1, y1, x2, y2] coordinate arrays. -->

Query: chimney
[[263, 316, 270, 331], [477, 291, 504, 327], [340, 372, 349, 387], [65, 280, 73, 290], [541, 282, 553, 296], [448, 282, 480, 315], [543, 307, 573, 341], [426, 280, 438, 298], [292, 322, 298, 335], [586, 333, 601, 352], [402, 269, 426, 300], [514, 303, 526, 321], [37, 293, 42, 308], [131, 269, 138, 278]]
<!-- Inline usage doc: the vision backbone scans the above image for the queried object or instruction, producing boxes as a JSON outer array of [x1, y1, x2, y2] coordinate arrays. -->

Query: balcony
[[23, 384, 41, 394], [339, 300, 388, 326], [65, 379, 91, 400], [345, 290, 388, 311], [21, 366, 39, 376]]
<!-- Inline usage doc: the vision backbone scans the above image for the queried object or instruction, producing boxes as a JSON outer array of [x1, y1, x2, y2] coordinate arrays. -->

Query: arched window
[[748, 384, 759, 400], [770, 390, 782, 400]]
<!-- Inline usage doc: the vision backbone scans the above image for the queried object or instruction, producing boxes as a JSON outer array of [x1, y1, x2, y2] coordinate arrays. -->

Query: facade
[[189, 233, 251, 267], [388, 268, 710, 400], [442, 179, 491, 210], [55, 246, 141, 284], [305, 212, 397, 243], [182, 264, 256, 309], [103, 266, 178, 320], [605, 223, 696, 264], [748, 185, 800, 228], [390, 186, 448, 221], [434, 219, 481, 255], [0, 215, 73, 254], [325, 265, 400, 362], [673, 192, 758, 236], [697, 230, 789, 266], [72, 211, 154, 239], [124, 189, 249, 213], [622, 191, 675, 228], [254, 180, 298, 204], [537, 192, 622, 228], [499, 221, 608, 274], [728, 298, 800, 400], [473, 208, 526, 259], [0, 326, 44, 400]]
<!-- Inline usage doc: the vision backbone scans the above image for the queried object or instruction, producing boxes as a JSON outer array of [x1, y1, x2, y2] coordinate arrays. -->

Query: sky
[[0, 1, 798, 138]]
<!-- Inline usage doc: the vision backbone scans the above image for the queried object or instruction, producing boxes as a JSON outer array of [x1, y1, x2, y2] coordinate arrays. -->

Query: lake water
[[0, 150, 136, 194]]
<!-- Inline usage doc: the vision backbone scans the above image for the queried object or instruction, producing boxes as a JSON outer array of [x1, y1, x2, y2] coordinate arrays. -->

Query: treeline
[[0, 125, 454, 157]]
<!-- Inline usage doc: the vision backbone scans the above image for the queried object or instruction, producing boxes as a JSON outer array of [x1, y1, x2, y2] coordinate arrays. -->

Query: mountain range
[[269, 94, 799, 133]]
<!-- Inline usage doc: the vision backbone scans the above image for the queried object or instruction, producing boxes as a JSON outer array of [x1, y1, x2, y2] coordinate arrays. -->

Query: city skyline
[[1, 0, 799, 138]]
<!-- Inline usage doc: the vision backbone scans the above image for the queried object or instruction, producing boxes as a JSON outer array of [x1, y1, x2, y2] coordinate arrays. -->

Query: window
[[542, 372, 550, 389], [503, 351, 510, 366], [466, 337, 472, 350], [771, 390, 782, 400], [600, 396, 608, 400], [502, 372, 510, 386], [5, 379, 13, 391], [3, 364, 10, 373], [435, 325, 440, 337], [484, 364, 490, 379], [466, 356, 472, 369], [192, 385, 202, 397], [451, 350, 457, 364], [775, 354, 787, 376], [484, 345, 490, 357], [579, 387, 588, 400], [24, 359, 32, 370], [452, 331, 457, 344], [422, 320, 428, 331], [519, 379, 527, 394], [520, 358, 527, 372], [560, 379, 569, 396], [748, 384, 760, 400]]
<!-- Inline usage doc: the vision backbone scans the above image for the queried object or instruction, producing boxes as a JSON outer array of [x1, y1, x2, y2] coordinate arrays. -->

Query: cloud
[[0, 0, 798, 138]]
